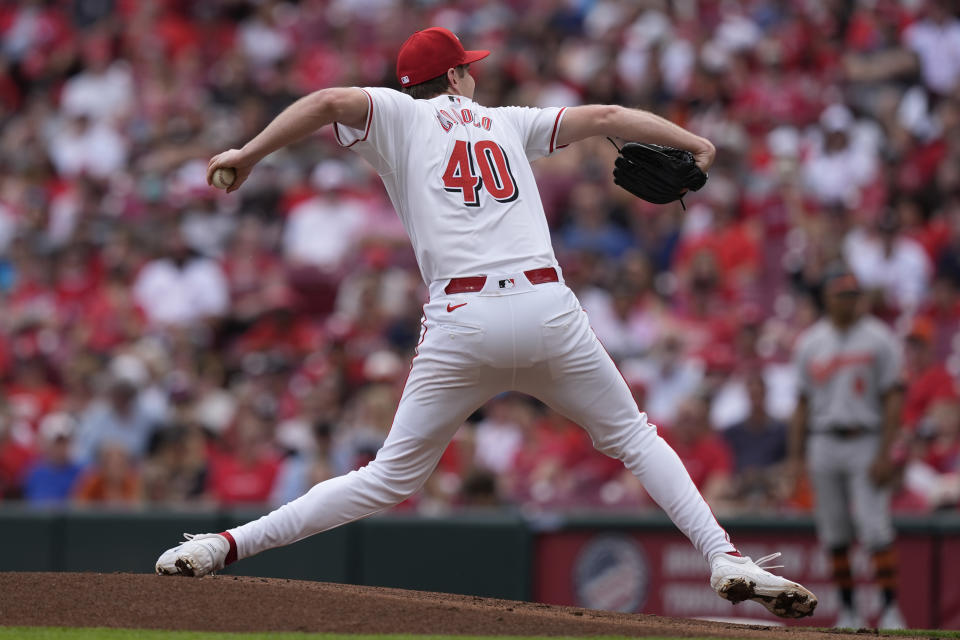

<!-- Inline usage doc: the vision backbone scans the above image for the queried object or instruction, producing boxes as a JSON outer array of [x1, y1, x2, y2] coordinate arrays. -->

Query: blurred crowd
[[1, 0, 960, 516]]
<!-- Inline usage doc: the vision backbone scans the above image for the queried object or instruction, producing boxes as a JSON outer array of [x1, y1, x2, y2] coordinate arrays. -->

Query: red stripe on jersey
[[549, 106, 568, 154], [333, 88, 374, 148]]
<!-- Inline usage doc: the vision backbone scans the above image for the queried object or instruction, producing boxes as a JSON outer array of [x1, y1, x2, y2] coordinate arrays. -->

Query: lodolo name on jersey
[[436, 108, 492, 133]]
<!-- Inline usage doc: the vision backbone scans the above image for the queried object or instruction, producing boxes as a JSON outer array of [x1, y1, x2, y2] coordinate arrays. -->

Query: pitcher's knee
[[592, 420, 658, 460], [358, 459, 431, 505]]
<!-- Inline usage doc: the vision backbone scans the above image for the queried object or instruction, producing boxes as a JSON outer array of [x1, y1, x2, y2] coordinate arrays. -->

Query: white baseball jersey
[[333, 88, 566, 283]]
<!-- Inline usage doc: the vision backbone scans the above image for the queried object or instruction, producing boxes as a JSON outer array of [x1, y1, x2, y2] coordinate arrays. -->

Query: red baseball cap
[[907, 316, 934, 343], [396, 27, 489, 87]]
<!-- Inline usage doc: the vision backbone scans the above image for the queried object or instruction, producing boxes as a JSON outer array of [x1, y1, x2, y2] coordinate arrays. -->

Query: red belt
[[444, 267, 559, 295]]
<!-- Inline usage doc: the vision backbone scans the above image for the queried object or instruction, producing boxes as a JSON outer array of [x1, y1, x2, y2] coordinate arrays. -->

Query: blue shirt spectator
[[722, 374, 787, 473], [24, 462, 82, 504], [73, 380, 156, 466], [24, 413, 83, 505]]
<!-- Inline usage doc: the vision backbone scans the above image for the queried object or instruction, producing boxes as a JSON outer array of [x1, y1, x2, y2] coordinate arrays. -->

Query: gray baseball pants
[[806, 432, 894, 550]]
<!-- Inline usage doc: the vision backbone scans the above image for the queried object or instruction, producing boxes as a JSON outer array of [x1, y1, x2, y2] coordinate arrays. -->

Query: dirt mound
[[0, 572, 903, 638]]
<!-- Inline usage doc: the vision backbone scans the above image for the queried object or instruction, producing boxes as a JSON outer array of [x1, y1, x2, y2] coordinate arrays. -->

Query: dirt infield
[[0, 572, 911, 638]]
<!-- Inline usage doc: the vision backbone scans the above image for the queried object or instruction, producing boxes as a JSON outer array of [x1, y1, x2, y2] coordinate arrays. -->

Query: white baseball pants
[[229, 272, 737, 563]]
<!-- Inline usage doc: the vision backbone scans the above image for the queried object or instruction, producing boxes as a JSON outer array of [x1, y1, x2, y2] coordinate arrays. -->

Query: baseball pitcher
[[789, 269, 904, 628], [157, 27, 816, 619]]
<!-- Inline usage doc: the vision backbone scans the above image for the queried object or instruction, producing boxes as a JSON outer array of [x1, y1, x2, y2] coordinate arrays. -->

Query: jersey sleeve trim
[[333, 88, 374, 148], [549, 106, 568, 154]]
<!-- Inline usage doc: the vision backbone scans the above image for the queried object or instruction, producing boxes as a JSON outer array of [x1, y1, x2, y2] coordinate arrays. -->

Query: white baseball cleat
[[834, 605, 865, 629], [155, 533, 230, 577], [710, 552, 818, 619], [877, 604, 906, 630]]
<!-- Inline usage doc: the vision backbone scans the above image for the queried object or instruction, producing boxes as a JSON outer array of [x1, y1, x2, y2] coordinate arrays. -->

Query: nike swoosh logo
[[446, 303, 468, 312]]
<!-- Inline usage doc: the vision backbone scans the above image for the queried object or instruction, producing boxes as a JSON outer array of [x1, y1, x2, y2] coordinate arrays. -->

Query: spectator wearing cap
[[282, 161, 367, 272], [902, 316, 957, 430], [282, 161, 375, 317], [207, 411, 281, 506], [803, 104, 879, 207], [23, 413, 82, 505]]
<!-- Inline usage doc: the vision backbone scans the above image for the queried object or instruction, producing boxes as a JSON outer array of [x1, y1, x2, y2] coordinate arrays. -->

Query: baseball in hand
[[212, 167, 237, 190]]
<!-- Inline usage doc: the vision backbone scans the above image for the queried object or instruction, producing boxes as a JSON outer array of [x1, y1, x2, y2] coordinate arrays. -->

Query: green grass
[[0, 632, 716, 640], [878, 631, 960, 638], [826, 631, 960, 639], [0, 631, 715, 640]]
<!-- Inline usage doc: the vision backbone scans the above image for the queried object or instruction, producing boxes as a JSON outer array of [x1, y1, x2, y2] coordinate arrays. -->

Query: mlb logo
[[401, 75, 410, 84], [498, 278, 515, 289]]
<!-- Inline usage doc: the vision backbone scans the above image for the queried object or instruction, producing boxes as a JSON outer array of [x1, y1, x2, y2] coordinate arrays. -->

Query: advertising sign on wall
[[534, 529, 939, 628]]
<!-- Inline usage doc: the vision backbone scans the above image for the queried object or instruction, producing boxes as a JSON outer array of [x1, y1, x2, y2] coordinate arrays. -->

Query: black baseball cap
[[823, 267, 861, 295]]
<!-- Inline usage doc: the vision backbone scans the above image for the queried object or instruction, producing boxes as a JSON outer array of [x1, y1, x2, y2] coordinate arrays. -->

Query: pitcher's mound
[[0, 572, 878, 638]]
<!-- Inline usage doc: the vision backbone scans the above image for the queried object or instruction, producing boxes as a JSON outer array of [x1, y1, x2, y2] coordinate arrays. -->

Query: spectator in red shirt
[[208, 411, 281, 506], [904, 394, 960, 510], [671, 250, 738, 353], [902, 316, 957, 430], [78, 267, 146, 354], [4, 355, 62, 434], [661, 394, 734, 508], [920, 396, 960, 474], [0, 401, 34, 499], [674, 189, 760, 295]]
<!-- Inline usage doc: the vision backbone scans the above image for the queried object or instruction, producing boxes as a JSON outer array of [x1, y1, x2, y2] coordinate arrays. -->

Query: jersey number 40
[[442, 140, 519, 207]]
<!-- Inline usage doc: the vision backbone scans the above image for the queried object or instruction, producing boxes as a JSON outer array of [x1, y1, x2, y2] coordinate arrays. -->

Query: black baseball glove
[[610, 140, 708, 208]]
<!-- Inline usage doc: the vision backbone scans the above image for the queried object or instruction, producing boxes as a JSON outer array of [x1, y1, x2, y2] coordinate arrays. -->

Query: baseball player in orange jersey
[[156, 27, 816, 619]]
